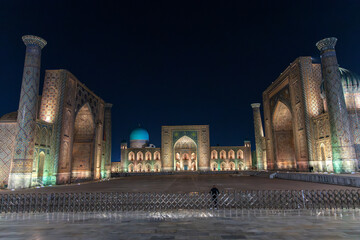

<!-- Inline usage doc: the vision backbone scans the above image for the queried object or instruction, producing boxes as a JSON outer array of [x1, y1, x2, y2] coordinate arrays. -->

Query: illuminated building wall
[[0, 35, 112, 189], [263, 57, 313, 171], [262, 38, 360, 173], [119, 125, 252, 173], [251, 103, 266, 170], [161, 125, 210, 171], [0, 120, 17, 188], [317, 38, 357, 173], [39, 73, 61, 123], [102, 103, 112, 178], [210, 144, 252, 171], [8, 35, 47, 189]]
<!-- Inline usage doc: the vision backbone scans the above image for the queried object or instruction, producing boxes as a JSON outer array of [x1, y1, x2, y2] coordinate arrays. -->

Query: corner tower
[[316, 37, 358, 172], [251, 103, 266, 170], [9, 35, 47, 189]]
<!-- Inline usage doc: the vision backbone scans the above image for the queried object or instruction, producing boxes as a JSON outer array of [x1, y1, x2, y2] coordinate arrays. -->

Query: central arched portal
[[174, 136, 197, 171], [272, 101, 296, 169], [72, 104, 95, 180]]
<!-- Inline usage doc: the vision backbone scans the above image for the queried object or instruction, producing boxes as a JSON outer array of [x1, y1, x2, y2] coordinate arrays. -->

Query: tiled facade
[[117, 125, 252, 173], [260, 38, 360, 173], [0, 35, 112, 189], [251, 104, 265, 170], [8, 36, 46, 189], [0, 122, 16, 188]]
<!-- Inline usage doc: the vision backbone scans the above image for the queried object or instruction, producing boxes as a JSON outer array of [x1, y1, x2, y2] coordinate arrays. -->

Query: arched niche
[[272, 101, 296, 170], [72, 103, 95, 179], [173, 136, 197, 171]]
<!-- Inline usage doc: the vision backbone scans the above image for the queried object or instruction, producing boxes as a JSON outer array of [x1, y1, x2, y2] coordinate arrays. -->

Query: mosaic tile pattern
[[75, 85, 99, 120], [251, 103, 265, 170], [51, 71, 66, 180], [298, 58, 321, 166], [39, 73, 61, 123], [0, 123, 16, 187], [317, 38, 357, 172], [10, 36, 46, 188]]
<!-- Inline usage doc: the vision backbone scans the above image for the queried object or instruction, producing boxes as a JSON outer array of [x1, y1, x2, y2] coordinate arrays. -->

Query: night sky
[[1, 0, 360, 161]]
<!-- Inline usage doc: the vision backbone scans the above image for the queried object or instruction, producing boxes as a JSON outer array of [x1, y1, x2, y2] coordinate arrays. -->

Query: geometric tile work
[[251, 103, 265, 170], [299, 58, 323, 165], [302, 61, 324, 118], [39, 72, 60, 123], [75, 85, 99, 120], [317, 37, 357, 172], [12, 36, 46, 178], [0, 123, 16, 187], [348, 113, 360, 162], [49, 70, 65, 178], [309, 64, 324, 116], [272, 101, 292, 131]]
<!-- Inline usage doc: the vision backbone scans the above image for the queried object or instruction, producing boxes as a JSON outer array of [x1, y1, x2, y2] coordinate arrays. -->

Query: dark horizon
[[1, 0, 360, 161]]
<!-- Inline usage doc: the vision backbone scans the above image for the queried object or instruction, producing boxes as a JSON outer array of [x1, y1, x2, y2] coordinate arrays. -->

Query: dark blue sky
[[1, 0, 360, 161]]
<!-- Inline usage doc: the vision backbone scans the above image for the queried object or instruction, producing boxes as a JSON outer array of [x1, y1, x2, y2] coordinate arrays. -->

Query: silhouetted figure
[[210, 185, 220, 209]]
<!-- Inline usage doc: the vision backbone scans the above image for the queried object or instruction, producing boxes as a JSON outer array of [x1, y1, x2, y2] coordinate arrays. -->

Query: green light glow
[[332, 159, 342, 173]]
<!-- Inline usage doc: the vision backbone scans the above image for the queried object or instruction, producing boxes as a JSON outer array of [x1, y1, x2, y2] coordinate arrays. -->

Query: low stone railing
[[1, 189, 359, 213], [275, 172, 360, 187], [111, 170, 263, 177]]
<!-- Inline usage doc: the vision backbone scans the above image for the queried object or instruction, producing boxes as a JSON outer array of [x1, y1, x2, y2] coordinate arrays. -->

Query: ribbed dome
[[130, 128, 149, 141], [0, 111, 17, 122], [321, 67, 360, 97]]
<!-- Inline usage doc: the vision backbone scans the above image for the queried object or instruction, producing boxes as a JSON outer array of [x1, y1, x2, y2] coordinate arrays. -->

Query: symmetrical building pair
[[1, 35, 358, 190]]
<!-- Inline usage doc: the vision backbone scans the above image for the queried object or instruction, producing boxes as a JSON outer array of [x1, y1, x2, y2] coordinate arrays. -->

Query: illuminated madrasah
[[253, 37, 360, 173], [115, 125, 252, 173], [0, 35, 112, 189]]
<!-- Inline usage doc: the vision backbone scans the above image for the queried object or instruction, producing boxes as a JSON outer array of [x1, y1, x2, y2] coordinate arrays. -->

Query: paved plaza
[[0, 209, 359, 239], [0, 174, 358, 194]]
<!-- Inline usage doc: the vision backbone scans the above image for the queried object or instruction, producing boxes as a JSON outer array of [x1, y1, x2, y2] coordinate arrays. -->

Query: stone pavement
[[1, 174, 358, 194], [0, 209, 359, 239]]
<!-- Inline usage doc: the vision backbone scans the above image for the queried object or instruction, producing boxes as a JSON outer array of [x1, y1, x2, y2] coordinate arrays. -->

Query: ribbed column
[[9, 35, 47, 189], [316, 37, 358, 173], [251, 103, 265, 170]]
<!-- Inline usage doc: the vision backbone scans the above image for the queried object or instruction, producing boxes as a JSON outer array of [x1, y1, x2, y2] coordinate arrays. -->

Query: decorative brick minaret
[[8, 35, 47, 189], [104, 103, 112, 178], [251, 103, 265, 170], [316, 37, 358, 173]]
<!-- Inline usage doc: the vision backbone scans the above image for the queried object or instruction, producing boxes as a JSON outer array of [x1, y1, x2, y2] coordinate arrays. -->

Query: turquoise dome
[[130, 128, 149, 141], [321, 67, 360, 97]]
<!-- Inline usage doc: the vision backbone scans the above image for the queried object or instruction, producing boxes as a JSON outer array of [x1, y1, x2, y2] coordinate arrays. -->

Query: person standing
[[209, 185, 220, 209]]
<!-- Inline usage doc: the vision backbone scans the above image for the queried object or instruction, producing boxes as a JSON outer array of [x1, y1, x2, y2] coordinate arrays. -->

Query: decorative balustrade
[[1, 189, 359, 213]]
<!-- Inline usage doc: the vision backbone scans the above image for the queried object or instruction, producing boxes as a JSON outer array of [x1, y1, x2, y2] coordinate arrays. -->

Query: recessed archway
[[272, 101, 296, 169], [72, 103, 95, 180], [38, 151, 45, 178], [174, 136, 197, 171]]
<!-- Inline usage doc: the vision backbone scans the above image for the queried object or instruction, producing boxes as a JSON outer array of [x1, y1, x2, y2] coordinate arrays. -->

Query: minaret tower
[[251, 103, 265, 170], [8, 35, 47, 189], [316, 37, 358, 172]]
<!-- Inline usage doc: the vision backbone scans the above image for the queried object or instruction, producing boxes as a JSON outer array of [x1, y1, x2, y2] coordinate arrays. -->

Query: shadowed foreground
[[0, 209, 359, 239]]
